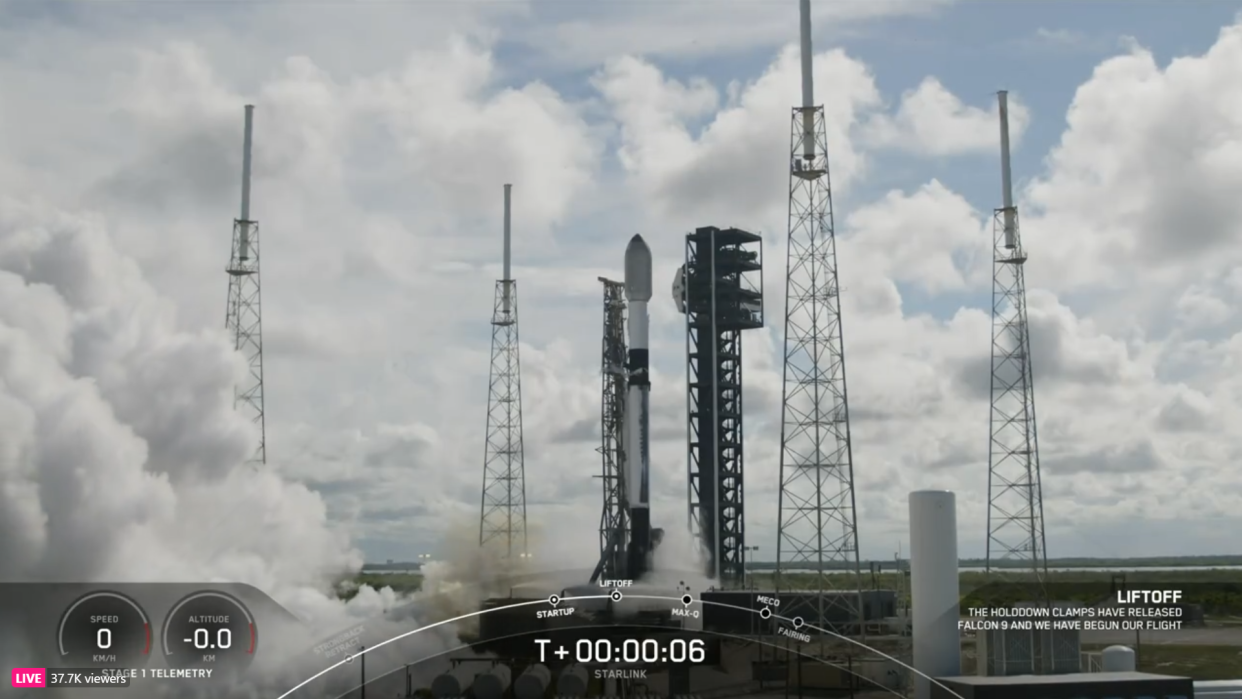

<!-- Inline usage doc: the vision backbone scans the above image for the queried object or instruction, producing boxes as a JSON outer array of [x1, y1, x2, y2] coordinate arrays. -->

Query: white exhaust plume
[[652, 521, 713, 590], [589, 521, 714, 624], [274, 519, 582, 698], [0, 197, 359, 591], [0, 197, 481, 694]]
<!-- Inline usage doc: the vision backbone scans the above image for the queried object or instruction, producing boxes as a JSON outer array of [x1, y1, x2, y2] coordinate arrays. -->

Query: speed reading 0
[[56, 591, 152, 668], [535, 638, 707, 664]]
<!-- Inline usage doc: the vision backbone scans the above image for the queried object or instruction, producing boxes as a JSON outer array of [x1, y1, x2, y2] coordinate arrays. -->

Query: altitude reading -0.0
[[161, 591, 256, 674], [57, 591, 152, 668]]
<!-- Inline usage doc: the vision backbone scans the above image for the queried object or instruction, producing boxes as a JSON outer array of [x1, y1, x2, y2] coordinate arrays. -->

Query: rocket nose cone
[[624, 234, 653, 302]]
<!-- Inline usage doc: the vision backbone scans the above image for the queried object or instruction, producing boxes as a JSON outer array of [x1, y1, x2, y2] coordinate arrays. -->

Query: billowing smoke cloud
[[0, 196, 481, 694], [0, 195, 660, 697], [0, 195, 360, 595]]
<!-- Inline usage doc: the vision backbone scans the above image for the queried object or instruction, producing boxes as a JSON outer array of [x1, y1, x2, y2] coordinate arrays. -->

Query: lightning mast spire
[[774, 0, 864, 633], [985, 91, 1047, 581], [479, 184, 528, 557], [225, 104, 266, 465]]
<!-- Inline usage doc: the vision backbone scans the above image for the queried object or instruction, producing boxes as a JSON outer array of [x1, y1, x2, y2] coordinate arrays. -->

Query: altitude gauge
[[161, 591, 256, 674], [57, 591, 152, 667]]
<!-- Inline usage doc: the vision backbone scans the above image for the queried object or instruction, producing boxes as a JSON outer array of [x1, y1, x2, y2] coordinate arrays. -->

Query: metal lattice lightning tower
[[593, 278, 629, 582], [985, 91, 1047, 580], [225, 104, 266, 465], [479, 184, 528, 557], [774, 0, 864, 633]]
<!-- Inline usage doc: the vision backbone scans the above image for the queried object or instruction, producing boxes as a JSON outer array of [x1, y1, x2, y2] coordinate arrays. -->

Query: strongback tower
[[774, 0, 864, 632], [985, 91, 1047, 581], [677, 227, 764, 586], [225, 104, 267, 466], [593, 277, 629, 582], [479, 184, 528, 557]]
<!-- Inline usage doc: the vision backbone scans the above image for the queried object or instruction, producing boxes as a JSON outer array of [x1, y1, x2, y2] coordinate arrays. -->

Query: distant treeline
[[361, 555, 1242, 573], [359, 555, 1242, 574], [742, 555, 1242, 571], [361, 562, 424, 571]]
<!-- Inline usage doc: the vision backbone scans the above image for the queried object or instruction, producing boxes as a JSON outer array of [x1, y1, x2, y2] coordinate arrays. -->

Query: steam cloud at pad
[[0, 198, 357, 596], [0, 198, 471, 693]]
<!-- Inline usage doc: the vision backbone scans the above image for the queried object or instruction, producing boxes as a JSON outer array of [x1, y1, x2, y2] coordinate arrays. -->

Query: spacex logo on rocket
[[624, 234, 654, 577]]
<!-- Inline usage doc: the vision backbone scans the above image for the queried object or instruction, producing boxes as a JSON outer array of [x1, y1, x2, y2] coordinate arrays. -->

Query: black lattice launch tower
[[592, 277, 629, 583], [774, 0, 864, 632], [677, 227, 764, 587], [225, 104, 266, 466], [986, 91, 1047, 580], [479, 184, 528, 557]]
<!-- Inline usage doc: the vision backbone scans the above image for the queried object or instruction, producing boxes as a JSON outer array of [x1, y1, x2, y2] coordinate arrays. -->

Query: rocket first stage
[[624, 234, 654, 578]]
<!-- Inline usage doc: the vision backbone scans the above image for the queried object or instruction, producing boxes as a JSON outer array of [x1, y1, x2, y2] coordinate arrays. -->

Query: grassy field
[[742, 555, 1242, 571], [958, 641, 1242, 680], [1083, 644, 1242, 680]]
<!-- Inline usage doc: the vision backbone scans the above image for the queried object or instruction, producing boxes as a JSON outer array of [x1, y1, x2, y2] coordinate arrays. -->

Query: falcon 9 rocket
[[623, 234, 654, 578]]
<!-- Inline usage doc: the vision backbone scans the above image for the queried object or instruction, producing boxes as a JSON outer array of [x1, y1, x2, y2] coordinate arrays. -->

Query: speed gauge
[[57, 591, 152, 668]]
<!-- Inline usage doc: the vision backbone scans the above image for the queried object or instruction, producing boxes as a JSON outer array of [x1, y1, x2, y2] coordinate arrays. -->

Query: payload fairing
[[624, 234, 654, 578]]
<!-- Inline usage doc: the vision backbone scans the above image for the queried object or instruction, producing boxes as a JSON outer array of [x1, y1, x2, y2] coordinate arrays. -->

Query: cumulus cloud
[[840, 179, 991, 293], [596, 45, 880, 228], [862, 77, 1031, 156], [519, 0, 955, 67], [1024, 26, 1242, 292], [0, 197, 359, 586]]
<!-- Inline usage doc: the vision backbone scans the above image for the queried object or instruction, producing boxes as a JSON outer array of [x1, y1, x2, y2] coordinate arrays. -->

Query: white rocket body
[[623, 234, 653, 577]]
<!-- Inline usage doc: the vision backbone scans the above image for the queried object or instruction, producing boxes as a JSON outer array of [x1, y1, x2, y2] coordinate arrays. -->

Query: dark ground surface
[[1081, 626, 1242, 646]]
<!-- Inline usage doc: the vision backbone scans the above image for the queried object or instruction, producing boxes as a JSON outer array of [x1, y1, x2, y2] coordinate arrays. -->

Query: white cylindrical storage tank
[[1101, 645, 1136, 672], [556, 663, 589, 697], [472, 663, 512, 699], [1196, 679, 1242, 696], [514, 664, 551, 699], [909, 490, 961, 699], [431, 665, 477, 699]]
